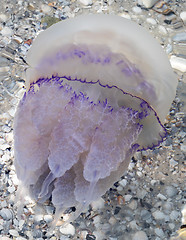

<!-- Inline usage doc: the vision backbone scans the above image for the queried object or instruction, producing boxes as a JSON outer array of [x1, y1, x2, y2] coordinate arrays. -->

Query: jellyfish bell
[[13, 14, 177, 225]]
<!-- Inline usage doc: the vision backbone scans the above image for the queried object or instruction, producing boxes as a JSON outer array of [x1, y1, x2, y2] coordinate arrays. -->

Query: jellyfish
[[13, 14, 177, 225]]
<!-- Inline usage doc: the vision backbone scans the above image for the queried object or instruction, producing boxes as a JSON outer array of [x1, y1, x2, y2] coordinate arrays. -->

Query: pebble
[[34, 214, 44, 222], [41, 4, 52, 14], [157, 193, 167, 200], [0, 13, 8, 22], [169, 158, 178, 167], [128, 200, 138, 210], [132, 230, 148, 240], [141, 0, 159, 8], [170, 56, 186, 73], [60, 224, 75, 236], [124, 194, 132, 202], [164, 186, 178, 198], [180, 143, 186, 152], [136, 189, 147, 199], [2, 125, 11, 133], [119, 179, 127, 187], [146, 17, 157, 25], [180, 11, 186, 23], [93, 230, 105, 240], [0, 66, 10, 73], [152, 210, 166, 220], [0, 208, 13, 220], [44, 214, 53, 223], [172, 32, 186, 42], [78, 0, 93, 6], [91, 198, 105, 211], [120, 12, 131, 20], [9, 229, 19, 237], [132, 6, 142, 14], [158, 25, 167, 35], [7, 185, 15, 193], [154, 228, 165, 238], [1, 27, 13, 36], [141, 209, 151, 221], [170, 210, 180, 220]]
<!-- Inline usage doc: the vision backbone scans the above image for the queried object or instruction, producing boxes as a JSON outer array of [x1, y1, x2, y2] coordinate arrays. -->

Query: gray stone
[[0, 208, 13, 220], [132, 231, 148, 240], [164, 186, 178, 198], [141, 209, 151, 221], [172, 32, 186, 42]]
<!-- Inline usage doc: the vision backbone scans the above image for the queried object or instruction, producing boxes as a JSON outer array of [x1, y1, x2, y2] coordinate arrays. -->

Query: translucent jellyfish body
[[14, 14, 177, 225]]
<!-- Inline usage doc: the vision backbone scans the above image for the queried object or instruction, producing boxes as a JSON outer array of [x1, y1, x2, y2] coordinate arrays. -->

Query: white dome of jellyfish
[[13, 14, 177, 227]]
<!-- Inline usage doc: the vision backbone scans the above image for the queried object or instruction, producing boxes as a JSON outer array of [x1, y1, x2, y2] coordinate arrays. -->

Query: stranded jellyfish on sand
[[14, 14, 177, 225]]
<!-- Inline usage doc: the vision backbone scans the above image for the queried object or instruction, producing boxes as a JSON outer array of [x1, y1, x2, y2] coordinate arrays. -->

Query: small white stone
[[119, 179, 127, 187], [41, 4, 52, 13], [0, 208, 13, 220], [11, 174, 20, 185], [9, 229, 19, 237], [19, 219, 25, 229], [0, 66, 10, 73], [0, 14, 8, 22], [93, 215, 101, 227], [78, 0, 92, 6], [146, 17, 157, 25], [166, 44, 173, 54], [180, 143, 186, 152], [172, 32, 186, 42], [108, 216, 117, 225], [132, 230, 148, 240], [91, 198, 105, 211], [158, 25, 167, 35], [128, 200, 138, 210], [137, 171, 143, 177], [2, 125, 11, 133], [154, 228, 165, 238], [80, 231, 88, 239], [180, 11, 186, 22], [34, 214, 44, 222], [1, 200, 7, 208], [169, 223, 175, 230], [0, 143, 10, 150], [128, 162, 135, 170], [60, 236, 70, 240], [151, 180, 157, 185], [157, 193, 167, 200], [8, 185, 15, 193], [136, 189, 147, 199], [152, 210, 166, 220], [163, 202, 173, 213], [124, 194, 132, 202], [60, 224, 75, 236], [13, 35, 23, 44], [169, 158, 178, 167], [120, 13, 131, 20], [164, 186, 178, 197], [132, 6, 142, 14], [129, 220, 139, 230], [170, 56, 186, 73], [170, 210, 180, 220], [93, 230, 105, 240], [141, 0, 159, 8], [44, 214, 53, 223], [1, 27, 13, 36]]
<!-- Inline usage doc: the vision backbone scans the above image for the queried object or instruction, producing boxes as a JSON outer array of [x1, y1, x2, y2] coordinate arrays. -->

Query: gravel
[[0, 0, 185, 239]]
